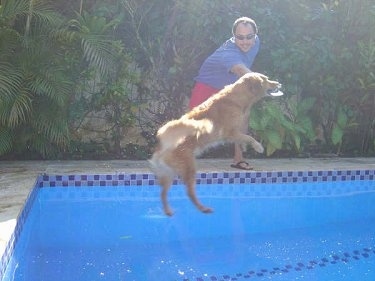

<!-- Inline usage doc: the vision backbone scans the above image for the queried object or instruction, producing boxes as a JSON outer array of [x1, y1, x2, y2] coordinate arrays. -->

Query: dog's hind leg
[[159, 175, 174, 216]]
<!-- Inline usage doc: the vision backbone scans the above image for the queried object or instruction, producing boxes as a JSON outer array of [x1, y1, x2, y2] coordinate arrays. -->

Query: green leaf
[[249, 110, 263, 130], [265, 129, 283, 150], [331, 124, 343, 145], [298, 97, 316, 114], [337, 107, 348, 128], [266, 142, 277, 156], [293, 134, 301, 151]]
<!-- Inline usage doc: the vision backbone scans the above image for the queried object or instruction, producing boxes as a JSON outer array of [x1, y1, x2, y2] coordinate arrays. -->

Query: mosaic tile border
[[37, 169, 374, 188], [32, 180, 375, 202], [185, 247, 375, 281], [1, 169, 374, 280]]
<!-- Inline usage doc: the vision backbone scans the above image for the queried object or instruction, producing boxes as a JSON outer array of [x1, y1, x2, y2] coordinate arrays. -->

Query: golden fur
[[150, 72, 282, 216]]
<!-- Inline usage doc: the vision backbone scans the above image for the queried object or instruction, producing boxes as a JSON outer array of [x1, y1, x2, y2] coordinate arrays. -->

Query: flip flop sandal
[[230, 161, 254, 170]]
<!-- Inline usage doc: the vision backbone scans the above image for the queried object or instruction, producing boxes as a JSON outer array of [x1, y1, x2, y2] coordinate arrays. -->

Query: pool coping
[[1, 166, 375, 280]]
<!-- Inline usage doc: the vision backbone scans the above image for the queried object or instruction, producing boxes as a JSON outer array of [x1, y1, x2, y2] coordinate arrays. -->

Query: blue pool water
[[2, 178, 375, 281]]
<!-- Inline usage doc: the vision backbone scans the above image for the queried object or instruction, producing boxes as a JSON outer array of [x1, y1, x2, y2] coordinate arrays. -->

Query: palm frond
[[32, 98, 69, 146], [0, 0, 29, 20], [82, 36, 114, 76], [0, 127, 13, 155], [6, 88, 32, 127], [0, 0, 62, 27], [27, 133, 56, 158], [67, 11, 124, 77], [29, 70, 73, 106], [33, 116, 69, 146], [0, 27, 21, 55], [0, 62, 24, 99]]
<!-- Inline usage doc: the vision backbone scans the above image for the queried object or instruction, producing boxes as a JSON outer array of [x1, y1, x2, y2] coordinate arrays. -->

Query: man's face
[[234, 23, 256, 53]]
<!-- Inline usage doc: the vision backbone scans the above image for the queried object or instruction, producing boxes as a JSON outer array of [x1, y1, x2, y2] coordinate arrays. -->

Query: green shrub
[[1, 0, 374, 159]]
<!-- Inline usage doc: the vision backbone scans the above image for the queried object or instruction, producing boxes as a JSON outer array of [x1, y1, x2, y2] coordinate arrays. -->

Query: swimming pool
[[1, 170, 374, 281]]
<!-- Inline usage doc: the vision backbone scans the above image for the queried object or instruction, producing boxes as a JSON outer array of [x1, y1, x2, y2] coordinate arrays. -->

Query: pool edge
[[1, 168, 374, 280]]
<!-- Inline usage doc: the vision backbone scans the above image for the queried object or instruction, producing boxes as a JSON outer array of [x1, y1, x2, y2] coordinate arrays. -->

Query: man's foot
[[230, 161, 254, 170]]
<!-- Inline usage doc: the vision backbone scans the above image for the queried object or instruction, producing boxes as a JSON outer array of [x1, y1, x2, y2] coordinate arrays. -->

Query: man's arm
[[230, 64, 251, 77]]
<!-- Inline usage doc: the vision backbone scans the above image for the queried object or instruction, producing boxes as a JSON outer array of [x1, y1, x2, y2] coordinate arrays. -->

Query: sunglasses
[[234, 33, 256, 41]]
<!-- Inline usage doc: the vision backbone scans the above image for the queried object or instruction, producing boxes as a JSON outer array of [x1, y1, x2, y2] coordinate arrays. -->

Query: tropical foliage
[[0, 0, 374, 159], [0, 0, 71, 157]]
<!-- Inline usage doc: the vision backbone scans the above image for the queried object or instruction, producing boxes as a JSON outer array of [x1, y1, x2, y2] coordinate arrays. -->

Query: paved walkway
[[1, 157, 374, 257]]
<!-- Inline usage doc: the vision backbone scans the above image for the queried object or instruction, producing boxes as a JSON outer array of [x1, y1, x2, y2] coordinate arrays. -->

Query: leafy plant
[[1, 0, 374, 159], [0, 0, 71, 158], [250, 96, 316, 156], [64, 7, 140, 158]]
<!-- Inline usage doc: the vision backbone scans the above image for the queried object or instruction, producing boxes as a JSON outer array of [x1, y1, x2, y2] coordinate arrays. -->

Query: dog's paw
[[200, 206, 214, 214], [164, 207, 174, 217], [253, 142, 264, 153]]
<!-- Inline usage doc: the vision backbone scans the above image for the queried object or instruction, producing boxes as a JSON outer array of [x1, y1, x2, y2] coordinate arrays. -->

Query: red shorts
[[188, 82, 219, 110]]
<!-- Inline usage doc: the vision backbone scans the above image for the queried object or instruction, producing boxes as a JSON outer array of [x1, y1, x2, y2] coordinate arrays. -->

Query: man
[[189, 17, 260, 170]]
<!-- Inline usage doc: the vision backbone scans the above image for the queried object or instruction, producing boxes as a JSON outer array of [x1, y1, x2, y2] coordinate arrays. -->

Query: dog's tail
[[149, 118, 212, 180], [156, 118, 213, 151]]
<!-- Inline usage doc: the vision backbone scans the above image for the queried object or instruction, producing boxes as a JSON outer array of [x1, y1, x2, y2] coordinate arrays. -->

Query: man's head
[[232, 17, 258, 53]]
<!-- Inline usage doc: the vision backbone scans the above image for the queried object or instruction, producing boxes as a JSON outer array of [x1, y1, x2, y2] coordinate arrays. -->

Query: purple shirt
[[194, 36, 260, 90]]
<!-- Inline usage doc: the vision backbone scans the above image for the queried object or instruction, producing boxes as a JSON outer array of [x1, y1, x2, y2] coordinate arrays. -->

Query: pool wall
[[1, 169, 374, 280]]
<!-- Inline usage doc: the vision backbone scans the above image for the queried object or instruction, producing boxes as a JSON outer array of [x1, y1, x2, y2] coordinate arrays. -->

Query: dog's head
[[240, 72, 283, 99]]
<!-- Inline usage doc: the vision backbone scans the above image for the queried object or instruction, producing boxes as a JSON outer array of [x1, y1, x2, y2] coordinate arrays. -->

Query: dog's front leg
[[183, 175, 213, 214], [176, 156, 213, 214], [187, 184, 213, 214], [232, 133, 264, 153]]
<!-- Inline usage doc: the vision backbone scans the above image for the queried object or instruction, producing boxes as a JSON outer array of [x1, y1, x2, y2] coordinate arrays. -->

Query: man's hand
[[230, 64, 251, 77]]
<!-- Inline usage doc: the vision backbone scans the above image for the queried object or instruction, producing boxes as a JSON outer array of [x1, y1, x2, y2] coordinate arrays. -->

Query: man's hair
[[232, 17, 258, 35]]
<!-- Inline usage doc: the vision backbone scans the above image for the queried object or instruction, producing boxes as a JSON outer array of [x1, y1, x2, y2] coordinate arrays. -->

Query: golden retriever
[[149, 72, 283, 216]]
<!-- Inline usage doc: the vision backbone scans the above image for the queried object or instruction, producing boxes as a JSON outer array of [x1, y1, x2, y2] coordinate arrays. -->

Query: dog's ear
[[245, 73, 263, 94]]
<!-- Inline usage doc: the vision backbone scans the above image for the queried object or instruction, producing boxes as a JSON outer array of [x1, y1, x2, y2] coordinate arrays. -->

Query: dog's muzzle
[[267, 84, 283, 97]]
